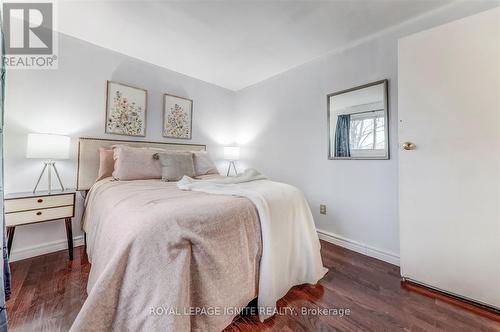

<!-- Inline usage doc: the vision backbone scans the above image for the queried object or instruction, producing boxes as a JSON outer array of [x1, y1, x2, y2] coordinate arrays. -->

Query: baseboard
[[9, 230, 398, 265], [9, 235, 84, 262], [401, 279, 500, 322], [317, 229, 400, 266]]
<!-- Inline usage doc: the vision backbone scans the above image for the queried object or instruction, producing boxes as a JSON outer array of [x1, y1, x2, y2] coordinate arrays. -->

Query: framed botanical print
[[105, 81, 147, 137], [163, 93, 193, 139]]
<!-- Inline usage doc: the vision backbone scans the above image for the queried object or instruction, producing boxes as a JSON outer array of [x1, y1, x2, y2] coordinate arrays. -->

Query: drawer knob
[[37, 199, 43, 203], [36, 211, 42, 216]]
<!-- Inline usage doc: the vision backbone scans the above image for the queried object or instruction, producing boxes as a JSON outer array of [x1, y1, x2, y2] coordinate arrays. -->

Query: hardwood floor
[[7, 241, 500, 331]]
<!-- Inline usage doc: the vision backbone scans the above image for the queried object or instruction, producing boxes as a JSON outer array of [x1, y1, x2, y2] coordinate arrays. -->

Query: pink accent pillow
[[112, 146, 164, 180], [96, 148, 114, 181], [192, 151, 218, 176]]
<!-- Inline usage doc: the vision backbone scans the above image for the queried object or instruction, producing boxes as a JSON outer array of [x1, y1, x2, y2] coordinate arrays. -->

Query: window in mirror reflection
[[349, 110, 385, 156]]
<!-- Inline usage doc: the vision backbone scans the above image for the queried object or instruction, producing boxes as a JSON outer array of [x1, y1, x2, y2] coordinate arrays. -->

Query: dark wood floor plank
[[6, 241, 500, 331]]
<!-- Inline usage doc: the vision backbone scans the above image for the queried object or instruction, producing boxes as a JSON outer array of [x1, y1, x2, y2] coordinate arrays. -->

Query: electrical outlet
[[320, 204, 327, 215]]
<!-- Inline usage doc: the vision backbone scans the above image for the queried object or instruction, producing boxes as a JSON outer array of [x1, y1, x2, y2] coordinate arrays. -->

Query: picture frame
[[105, 81, 147, 137], [163, 93, 193, 139]]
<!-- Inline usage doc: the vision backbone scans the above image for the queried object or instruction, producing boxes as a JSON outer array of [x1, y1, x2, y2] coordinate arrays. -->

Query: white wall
[[234, 2, 499, 263], [5, 33, 236, 261]]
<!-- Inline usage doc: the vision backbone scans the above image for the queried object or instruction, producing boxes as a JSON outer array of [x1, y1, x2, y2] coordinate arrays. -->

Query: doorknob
[[402, 142, 416, 150]]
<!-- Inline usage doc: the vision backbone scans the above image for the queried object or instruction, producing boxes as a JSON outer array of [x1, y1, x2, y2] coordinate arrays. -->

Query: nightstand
[[4, 189, 76, 260]]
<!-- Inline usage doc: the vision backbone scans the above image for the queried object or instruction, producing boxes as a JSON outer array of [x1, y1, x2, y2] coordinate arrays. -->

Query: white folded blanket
[[178, 169, 328, 321]]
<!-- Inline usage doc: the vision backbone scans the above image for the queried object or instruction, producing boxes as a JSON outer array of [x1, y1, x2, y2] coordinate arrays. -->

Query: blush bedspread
[[178, 169, 328, 322], [70, 178, 262, 332]]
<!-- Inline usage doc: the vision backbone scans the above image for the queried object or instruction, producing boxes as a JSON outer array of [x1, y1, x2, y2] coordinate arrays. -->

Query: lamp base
[[33, 161, 65, 194], [226, 161, 238, 177]]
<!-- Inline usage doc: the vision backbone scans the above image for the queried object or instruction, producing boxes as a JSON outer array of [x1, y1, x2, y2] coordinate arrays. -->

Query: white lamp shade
[[224, 146, 240, 160], [26, 133, 70, 159]]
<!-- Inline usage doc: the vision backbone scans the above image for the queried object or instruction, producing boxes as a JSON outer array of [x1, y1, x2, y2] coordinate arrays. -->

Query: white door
[[398, 8, 500, 308]]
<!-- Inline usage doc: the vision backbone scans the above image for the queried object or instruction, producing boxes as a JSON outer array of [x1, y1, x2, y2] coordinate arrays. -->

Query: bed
[[71, 137, 325, 332]]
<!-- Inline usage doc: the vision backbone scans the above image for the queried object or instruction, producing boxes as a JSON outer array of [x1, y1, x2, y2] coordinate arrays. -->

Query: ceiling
[[57, 0, 451, 91]]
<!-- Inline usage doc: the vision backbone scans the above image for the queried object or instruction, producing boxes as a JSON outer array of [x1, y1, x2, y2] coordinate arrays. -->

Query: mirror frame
[[327, 79, 390, 160]]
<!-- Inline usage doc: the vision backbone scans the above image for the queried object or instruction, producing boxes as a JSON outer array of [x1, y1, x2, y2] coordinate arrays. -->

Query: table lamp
[[26, 133, 70, 193], [223, 146, 240, 176]]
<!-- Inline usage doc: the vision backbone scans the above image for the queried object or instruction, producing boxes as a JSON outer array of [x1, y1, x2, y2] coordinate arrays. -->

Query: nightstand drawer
[[5, 206, 74, 227], [4, 193, 74, 213]]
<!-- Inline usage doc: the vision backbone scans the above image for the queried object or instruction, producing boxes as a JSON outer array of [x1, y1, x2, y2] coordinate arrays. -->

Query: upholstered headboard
[[76, 137, 206, 191]]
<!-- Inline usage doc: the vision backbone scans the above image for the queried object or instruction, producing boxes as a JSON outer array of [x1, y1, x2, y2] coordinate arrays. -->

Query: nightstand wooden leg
[[6, 226, 15, 256], [64, 218, 73, 260]]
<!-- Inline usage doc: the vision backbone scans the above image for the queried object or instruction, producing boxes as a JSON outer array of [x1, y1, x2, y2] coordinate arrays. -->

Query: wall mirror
[[328, 79, 389, 160]]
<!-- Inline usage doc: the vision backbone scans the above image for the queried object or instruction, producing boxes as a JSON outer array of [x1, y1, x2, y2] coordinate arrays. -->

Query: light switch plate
[[320, 204, 327, 215]]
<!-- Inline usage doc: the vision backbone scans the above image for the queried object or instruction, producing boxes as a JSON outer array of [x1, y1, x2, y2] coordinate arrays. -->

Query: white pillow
[[192, 151, 218, 176]]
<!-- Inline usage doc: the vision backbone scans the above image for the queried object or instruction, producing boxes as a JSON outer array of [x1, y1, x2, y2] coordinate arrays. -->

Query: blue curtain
[[334, 114, 351, 157], [0, 14, 10, 332]]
